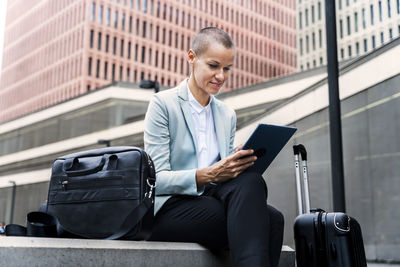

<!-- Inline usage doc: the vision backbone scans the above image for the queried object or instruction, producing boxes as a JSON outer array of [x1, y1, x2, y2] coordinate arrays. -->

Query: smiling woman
[[143, 27, 285, 267]]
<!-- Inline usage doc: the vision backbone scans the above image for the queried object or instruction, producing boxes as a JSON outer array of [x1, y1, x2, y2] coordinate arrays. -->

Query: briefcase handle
[[63, 155, 108, 177]]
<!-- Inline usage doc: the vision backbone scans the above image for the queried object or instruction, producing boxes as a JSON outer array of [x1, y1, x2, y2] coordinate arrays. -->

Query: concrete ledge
[[0, 237, 294, 266]]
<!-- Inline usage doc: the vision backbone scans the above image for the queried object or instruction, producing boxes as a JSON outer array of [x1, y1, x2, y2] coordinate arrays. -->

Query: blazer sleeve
[[229, 109, 237, 156], [144, 94, 202, 196]]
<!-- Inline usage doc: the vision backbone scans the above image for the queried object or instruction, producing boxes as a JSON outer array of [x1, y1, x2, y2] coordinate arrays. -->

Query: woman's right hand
[[196, 149, 257, 187]]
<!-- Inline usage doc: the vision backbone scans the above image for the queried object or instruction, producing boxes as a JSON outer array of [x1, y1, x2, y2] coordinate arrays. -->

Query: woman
[[144, 27, 284, 267]]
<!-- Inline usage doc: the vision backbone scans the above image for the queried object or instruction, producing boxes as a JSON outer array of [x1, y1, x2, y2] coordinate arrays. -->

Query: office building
[[0, 0, 297, 123], [297, 0, 400, 70]]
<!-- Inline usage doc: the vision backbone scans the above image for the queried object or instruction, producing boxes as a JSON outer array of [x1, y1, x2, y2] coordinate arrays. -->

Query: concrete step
[[0, 237, 295, 267]]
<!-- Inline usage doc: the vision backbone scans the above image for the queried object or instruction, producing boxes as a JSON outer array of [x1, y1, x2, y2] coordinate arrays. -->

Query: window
[[339, 19, 343, 38], [319, 29, 322, 48], [112, 64, 116, 81], [142, 21, 147, 38], [143, 0, 148, 12], [104, 61, 108, 79], [162, 28, 166, 44], [380, 32, 384, 44], [98, 32, 102, 50], [306, 35, 309, 53], [389, 28, 393, 39], [362, 8, 366, 29], [127, 68, 130, 81], [122, 13, 125, 31], [120, 40, 124, 57], [149, 24, 153, 40], [370, 4, 374, 25], [96, 59, 100, 78], [305, 8, 308, 26], [356, 42, 360, 54], [347, 16, 351, 35], [135, 44, 138, 61], [397, 0, 400, 14], [300, 38, 303, 55], [90, 30, 94, 48], [149, 48, 152, 65], [129, 16, 133, 33], [99, 5, 103, 24], [128, 42, 131, 59], [155, 26, 159, 42], [137, 0, 141, 10], [363, 38, 368, 52], [91, 2, 95, 21], [311, 5, 315, 23], [299, 12, 302, 29], [105, 35, 109, 52], [348, 45, 352, 58], [312, 32, 316, 50], [113, 37, 117, 55], [114, 11, 118, 28], [318, 2, 321, 20], [354, 12, 358, 32], [88, 57, 92, 75], [387, 0, 392, 17], [372, 35, 376, 48], [339, 0, 342, 9], [136, 19, 140, 35], [379, 1, 383, 21], [340, 48, 344, 59], [141, 46, 146, 63], [107, 8, 111, 26], [119, 66, 123, 81]]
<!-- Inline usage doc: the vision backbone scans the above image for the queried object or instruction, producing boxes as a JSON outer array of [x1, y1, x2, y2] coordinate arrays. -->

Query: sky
[[0, 0, 7, 74]]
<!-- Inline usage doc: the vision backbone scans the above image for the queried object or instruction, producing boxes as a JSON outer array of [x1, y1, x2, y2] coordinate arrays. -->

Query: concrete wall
[[266, 74, 400, 261], [0, 182, 48, 225]]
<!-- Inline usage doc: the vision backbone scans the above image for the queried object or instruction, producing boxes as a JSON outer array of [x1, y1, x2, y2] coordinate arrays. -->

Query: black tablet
[[241, 123, 297, 174]]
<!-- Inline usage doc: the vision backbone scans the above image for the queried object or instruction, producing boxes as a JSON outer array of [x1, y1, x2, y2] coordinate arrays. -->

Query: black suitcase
[[293, 144, 367, 267]]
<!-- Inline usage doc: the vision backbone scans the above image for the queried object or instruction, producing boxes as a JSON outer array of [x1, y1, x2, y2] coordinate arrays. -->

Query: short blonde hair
[[191, 27, 234, 56]]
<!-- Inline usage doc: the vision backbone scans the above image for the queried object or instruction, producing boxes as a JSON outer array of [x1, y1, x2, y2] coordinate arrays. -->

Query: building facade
[[0, 0, 297, 123], [297, 0, 400, 70]]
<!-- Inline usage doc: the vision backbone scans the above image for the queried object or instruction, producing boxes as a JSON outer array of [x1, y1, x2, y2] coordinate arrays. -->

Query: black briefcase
[[46, 146, 156, 240]]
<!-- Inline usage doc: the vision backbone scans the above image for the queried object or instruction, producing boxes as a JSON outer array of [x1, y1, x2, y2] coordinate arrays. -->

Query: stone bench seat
[[0, 236, 295, 266]]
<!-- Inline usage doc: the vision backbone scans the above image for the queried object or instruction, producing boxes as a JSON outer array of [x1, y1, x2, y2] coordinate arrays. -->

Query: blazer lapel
[[177, 81, 198, 152], [211, 99, 228, 159]]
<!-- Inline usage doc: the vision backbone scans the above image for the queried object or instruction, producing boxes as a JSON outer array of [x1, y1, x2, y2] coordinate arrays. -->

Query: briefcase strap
[[5, 198, 153, 240]]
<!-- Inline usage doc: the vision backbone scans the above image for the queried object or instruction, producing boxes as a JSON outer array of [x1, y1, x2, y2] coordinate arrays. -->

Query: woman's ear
[[187, 49, 196, 65]]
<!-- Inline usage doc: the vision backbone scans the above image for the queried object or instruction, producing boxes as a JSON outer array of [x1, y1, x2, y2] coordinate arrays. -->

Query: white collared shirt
[[187, 86, 220, 169]]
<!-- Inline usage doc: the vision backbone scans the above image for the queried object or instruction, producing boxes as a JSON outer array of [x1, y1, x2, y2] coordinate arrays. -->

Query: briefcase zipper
[[61, 176, 124, 190]]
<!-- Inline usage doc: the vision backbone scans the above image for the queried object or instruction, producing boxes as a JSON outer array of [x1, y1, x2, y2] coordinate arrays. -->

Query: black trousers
[[149, 172, 284, 267]]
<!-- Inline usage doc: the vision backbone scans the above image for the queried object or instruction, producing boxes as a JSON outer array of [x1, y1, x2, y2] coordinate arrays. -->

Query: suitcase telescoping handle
[[293, 144, 311, 215]]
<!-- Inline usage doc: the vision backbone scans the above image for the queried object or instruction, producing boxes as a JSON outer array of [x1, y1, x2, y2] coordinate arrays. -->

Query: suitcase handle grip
[[63, 155, 108, 177], [293, 144, 307, 160]]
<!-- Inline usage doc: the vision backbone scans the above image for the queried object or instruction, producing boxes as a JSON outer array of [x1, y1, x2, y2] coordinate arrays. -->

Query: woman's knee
[[235, 171, 268, 196]]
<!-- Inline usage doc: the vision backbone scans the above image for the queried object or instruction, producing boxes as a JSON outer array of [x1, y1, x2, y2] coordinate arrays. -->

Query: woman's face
[[188, 43, 235, 97]]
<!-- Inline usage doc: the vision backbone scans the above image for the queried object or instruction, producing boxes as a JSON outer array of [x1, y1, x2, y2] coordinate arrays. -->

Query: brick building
[[0, 0, 297, 123]]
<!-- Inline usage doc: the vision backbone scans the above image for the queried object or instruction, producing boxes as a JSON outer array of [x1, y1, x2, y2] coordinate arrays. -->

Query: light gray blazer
[[144, 80, 237, 214]]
